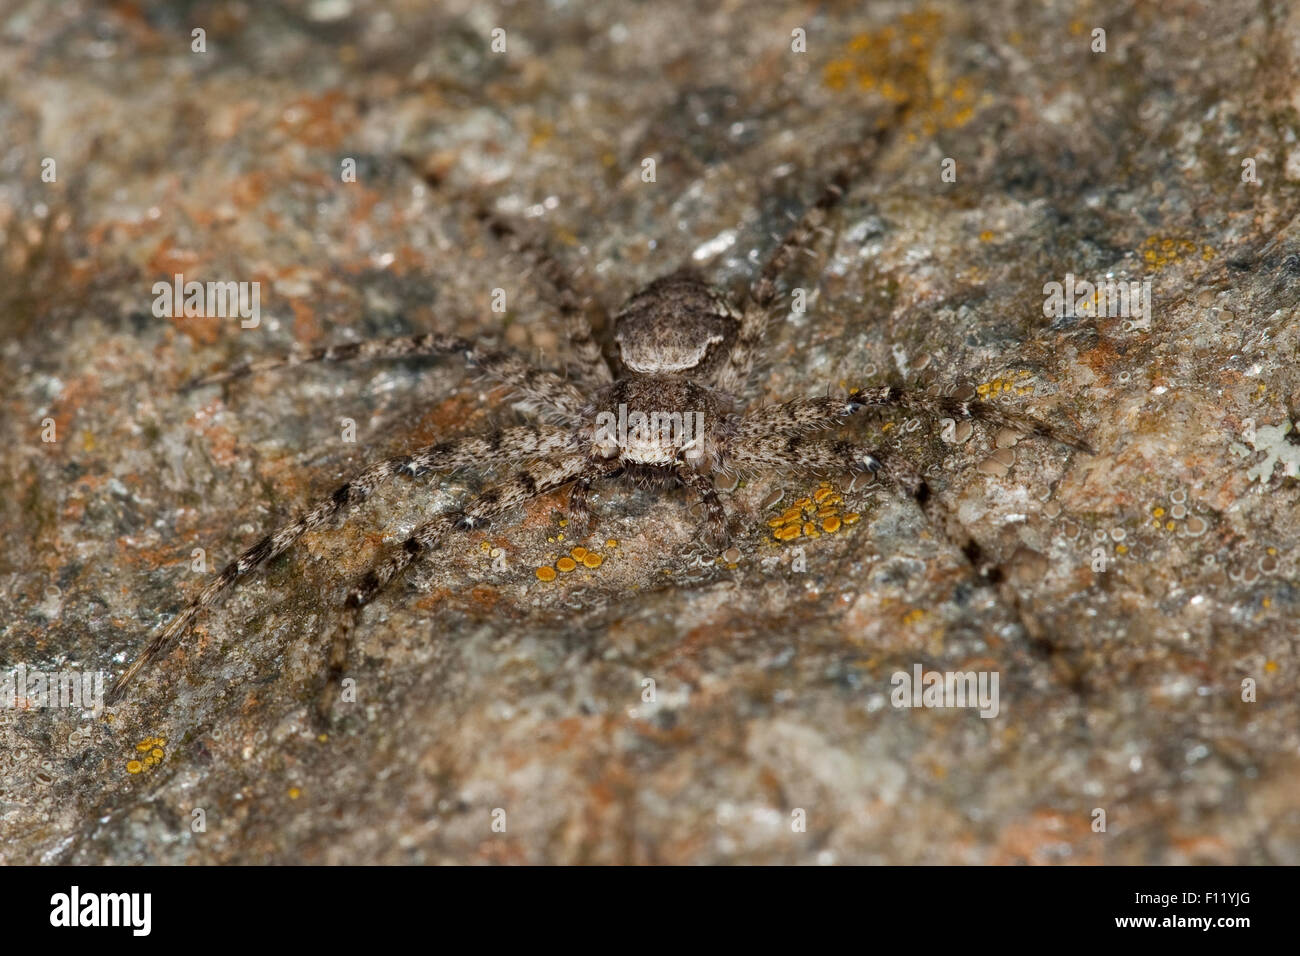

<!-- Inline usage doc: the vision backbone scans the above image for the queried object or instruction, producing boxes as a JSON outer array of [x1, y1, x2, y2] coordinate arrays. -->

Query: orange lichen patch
[[289, 298, 323, 349], [127, 736, 166, 775], [605, 539, 618, 549], [145, 237, 203, 279], [822, 10, 979, 134], [276, 90, 355, 149], [408, 394, 482, 443], [976, 371, 1034, 399], [770, 481, 854, 542], [288, 787, 301, 800], [1140, 235, 1215, 269], [991, 810, 1100, 866], [227, 169, 274, 211], [537, 548, 606, 580]]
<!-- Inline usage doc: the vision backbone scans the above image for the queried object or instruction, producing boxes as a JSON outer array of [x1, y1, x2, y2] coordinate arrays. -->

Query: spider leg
[[722, 433, 1059, 653], [728, 390, 1092, 453], [567, 476, 594, 538], [316, 452, 594, 720], [720, 433, 883, 479], [715, 110, 899, 395], [722, 433, 1003, 582], [106, 425, 576, 703], [679, 468, 730, 550], [186, 332, 587, 421], [847, 386, 1094, 453], [476, 210, 614, 386]]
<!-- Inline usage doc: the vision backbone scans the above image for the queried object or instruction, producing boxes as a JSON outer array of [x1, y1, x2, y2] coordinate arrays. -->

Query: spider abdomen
[[612, 268, 741, 380]]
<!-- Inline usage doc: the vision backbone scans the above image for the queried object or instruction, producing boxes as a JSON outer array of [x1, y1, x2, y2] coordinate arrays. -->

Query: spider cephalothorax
[[107, 112, 1090, 713]]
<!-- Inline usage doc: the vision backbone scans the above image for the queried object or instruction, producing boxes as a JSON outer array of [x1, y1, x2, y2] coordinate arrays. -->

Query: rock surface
[[2, 0, 1298, 863]]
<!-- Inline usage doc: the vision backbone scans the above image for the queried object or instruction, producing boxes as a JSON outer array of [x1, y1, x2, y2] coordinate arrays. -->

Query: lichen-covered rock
[[2, 0, 1298, 864]]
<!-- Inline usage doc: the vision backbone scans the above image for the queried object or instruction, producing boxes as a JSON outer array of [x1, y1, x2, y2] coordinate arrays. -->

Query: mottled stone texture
[[2, 0, 1299, 864]]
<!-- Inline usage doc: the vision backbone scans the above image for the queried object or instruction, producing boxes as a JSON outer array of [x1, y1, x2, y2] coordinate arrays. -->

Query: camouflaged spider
[[107, 112, 1091, 707]]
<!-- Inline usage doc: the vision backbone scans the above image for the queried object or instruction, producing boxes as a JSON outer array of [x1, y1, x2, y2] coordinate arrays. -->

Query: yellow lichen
[[771, 482, 856, 541], [583, 552, 603, 569], [128, 736, 166, 774], [535, 565, 557, 582], [556, 556, 578, 573], [822, 11, 976, 135], [1140, 235, 1210, 270]]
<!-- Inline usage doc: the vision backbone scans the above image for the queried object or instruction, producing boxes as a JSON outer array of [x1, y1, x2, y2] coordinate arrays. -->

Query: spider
[[106, 111, 1091, 710]]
